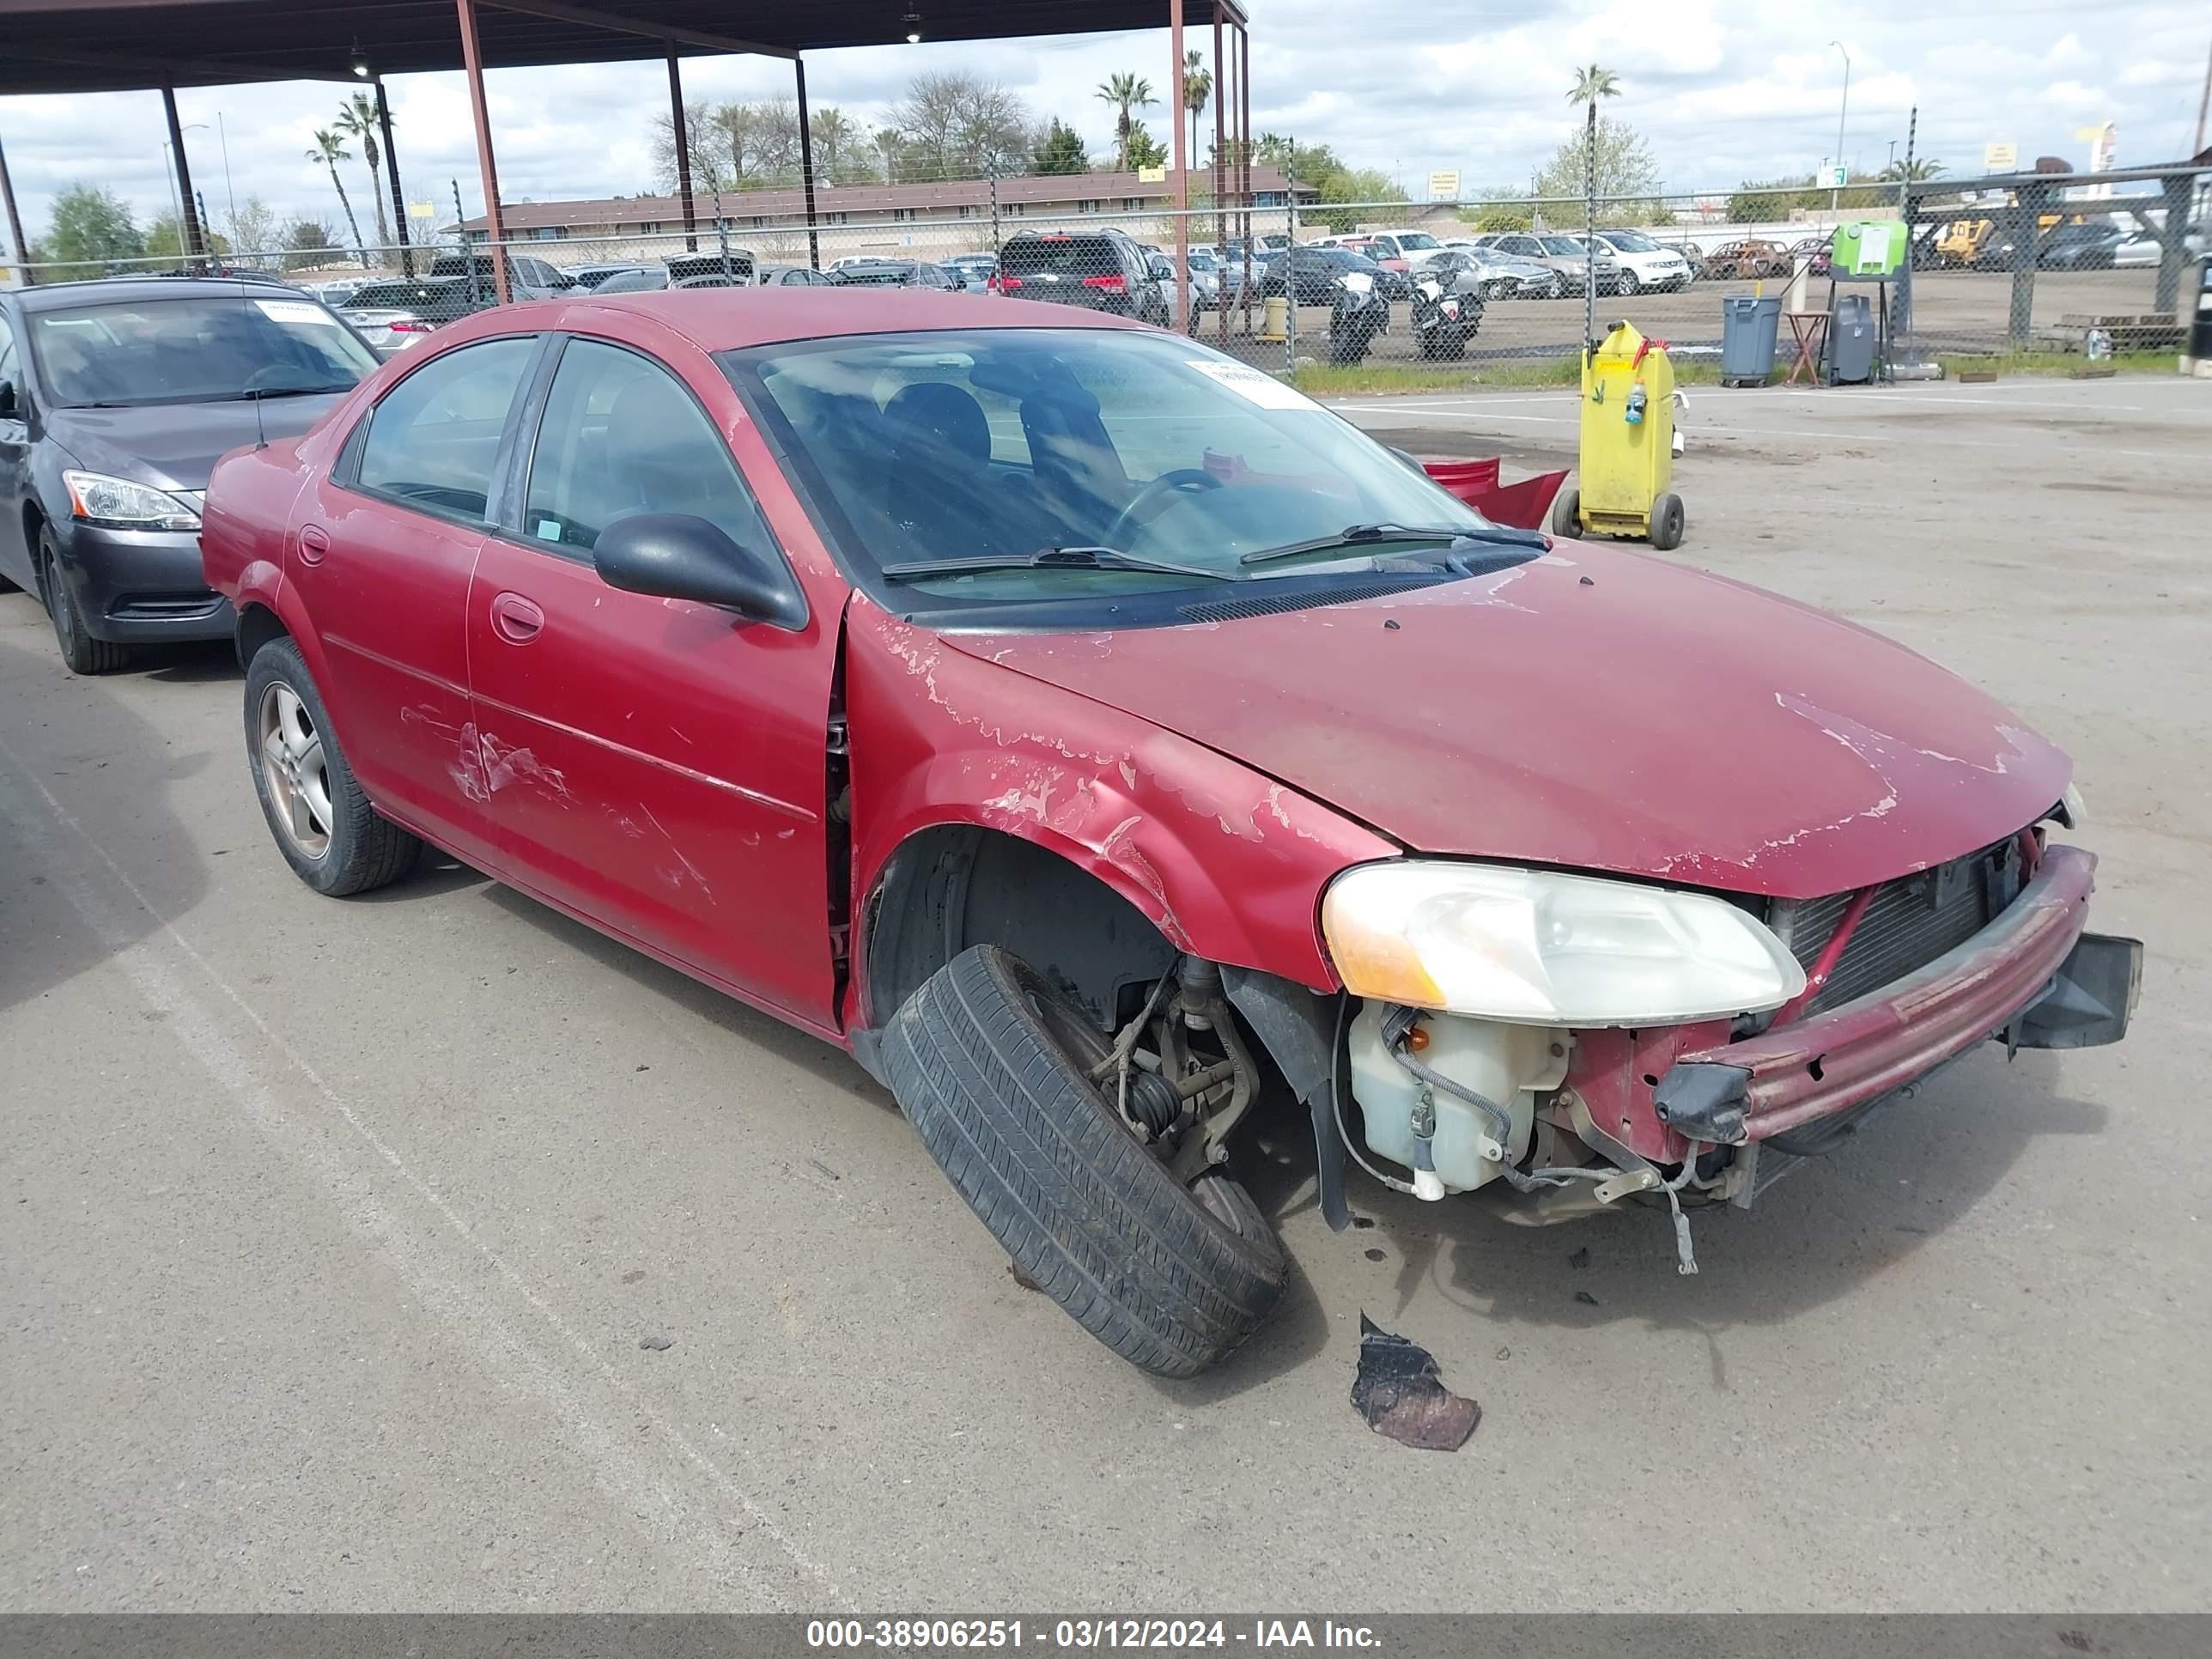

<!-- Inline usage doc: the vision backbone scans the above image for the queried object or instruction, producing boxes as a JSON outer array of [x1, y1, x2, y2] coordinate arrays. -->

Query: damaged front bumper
[[1651, 844, 2140, 1147]]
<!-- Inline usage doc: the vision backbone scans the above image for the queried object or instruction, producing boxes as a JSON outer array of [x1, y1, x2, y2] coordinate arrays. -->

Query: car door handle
[[298, 525, 330, 564], [489, 591, 544, 644]]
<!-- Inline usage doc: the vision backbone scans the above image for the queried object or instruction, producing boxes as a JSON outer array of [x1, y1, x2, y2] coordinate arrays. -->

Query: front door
[[296, 332, 541, 865], [0, 313, 33, 592], [465, 334, 837, 1024]]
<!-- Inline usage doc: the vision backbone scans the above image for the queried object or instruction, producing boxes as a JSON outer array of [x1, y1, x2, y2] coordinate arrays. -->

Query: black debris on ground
[[1574, 1290, 1600, 1306], [1364, 1247, 1387, 1261], [639, 1334, 674, 1351], [1570, 1246, 1592, 1269], [1350, 1315, 1480, 1452]]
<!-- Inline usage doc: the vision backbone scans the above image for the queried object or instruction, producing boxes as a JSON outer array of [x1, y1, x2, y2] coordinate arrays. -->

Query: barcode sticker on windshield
[[1187, 359, 1317, 410], [256, 299, 335, 325]]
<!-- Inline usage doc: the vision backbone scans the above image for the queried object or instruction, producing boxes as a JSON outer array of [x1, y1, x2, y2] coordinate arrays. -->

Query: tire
[[1544, 273, 1565, 301], [1552, 486, 1583, 538], [40, 532, 130, 675], [1650, 491, 1686, 552], [244, 636, 422, 896], [1617, 269, 1639, 297], [882, 945, 1286, 1377]]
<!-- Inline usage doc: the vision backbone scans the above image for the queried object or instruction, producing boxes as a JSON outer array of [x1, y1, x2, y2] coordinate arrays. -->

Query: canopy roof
[[0, 0, 1245, 94]]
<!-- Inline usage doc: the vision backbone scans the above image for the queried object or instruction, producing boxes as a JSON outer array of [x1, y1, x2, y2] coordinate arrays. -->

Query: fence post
[[2008, 183, 2045, 349], [988, 156, 1001, 267], [1893, 106, 1916, 362], [2154, 173, 2195, 316], [1283, 156, 1298, 379]]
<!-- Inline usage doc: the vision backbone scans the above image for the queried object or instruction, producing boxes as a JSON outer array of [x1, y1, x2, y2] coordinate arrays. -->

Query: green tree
[[223, 195, 282, 259], [1182, 48, 1212, 170], [306, 128, 365, 259], [145, 212, 233, 261], [1726, 172, 1891, 222], [1095, 72, 1157, 172], [1565, 63, 1620, 350], [1881, 156, 1946, 182], [1030, 118, 1090, 176], [33, 184, 145, 278], [334, 91, 392, 249], [281, 218, 338, 271], [1308, 167, 1407, 234], [808, 106, 872, 185], [1461, 199, 1532, 232], [1532, 115, 1659, 222], [1124, 123, 1168, 173]]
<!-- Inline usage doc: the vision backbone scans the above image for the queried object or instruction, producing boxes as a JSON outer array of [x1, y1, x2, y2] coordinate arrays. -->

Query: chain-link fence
[[13, 171, 2206, 374]]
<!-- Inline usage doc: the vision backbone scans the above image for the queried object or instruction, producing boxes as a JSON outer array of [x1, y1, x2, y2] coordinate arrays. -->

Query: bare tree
[[892, 70, 1031, 179], [651, 100, 729, 197]]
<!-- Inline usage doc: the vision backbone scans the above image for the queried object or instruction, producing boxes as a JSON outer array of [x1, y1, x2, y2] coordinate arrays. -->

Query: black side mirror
[[592, 514, 808, 631], [0, 380, 18, 422]]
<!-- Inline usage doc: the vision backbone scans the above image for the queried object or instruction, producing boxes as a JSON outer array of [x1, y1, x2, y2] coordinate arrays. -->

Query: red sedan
[[201, 289, 2139, 1376]]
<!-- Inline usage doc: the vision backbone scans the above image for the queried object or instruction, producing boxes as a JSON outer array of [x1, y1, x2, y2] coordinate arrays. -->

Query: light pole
[[1828, 41, 1850, 213], [216, 112, 239, 246], [160, 121, 207, 244]]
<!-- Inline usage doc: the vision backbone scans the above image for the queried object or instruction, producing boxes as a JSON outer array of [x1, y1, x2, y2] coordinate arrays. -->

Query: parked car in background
[[1423, 246, 1556, 301], [1358, 230, 1452, 273], [1471, 234, 1569, 298], [564, 264, 653, 292], [303, 278, 366, 308], [428, 251, 574, 301], [943, 252, 999, 292], [1594, 229, 1696, 294], [589, 267, 671, 295], [994, 229, 1170, 325], [1701, 240, 1792, 280], [1522, 234, 1624, 296], [1261, 245, 1391, 307], [199, 287, 2135, 1379], [832, 259, 959, 290], [339, 276, 480, 352], [666, 252, 759, 285], [0, 275, 379, 672], [1786, 237, 1834, 277], [754, 264, 837, 288]]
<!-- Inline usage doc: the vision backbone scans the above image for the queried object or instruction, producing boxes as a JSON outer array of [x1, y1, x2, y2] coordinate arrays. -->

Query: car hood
[[939, 545, 2069, 901], [44, 395, 347, 492]]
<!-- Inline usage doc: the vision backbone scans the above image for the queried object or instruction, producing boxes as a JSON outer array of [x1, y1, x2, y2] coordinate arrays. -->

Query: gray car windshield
[[724, 328, 1498, 607], [31, 293, 378, 407]]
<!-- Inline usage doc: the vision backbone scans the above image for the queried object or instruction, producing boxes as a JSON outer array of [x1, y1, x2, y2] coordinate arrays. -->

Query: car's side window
[[522, 337, 778, 558], [0, 315, 21, 416], [352, 336, 538, 522]]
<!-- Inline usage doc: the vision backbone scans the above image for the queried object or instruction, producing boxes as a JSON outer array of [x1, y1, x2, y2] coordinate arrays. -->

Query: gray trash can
[[1828, 292, 1875, 384], [1720, 295, 1782, 386]]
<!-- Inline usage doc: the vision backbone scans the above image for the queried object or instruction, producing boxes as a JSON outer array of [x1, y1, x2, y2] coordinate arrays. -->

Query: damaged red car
[[201, 289, 2141, 1376]]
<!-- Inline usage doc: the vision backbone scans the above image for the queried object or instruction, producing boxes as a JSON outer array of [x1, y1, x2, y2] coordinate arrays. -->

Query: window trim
[[333, 331, 550, 532], [490, 331, 799, 619]]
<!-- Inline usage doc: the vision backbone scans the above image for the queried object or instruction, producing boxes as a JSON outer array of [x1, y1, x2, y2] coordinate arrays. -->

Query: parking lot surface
[[3, 374, 2209, 1613]]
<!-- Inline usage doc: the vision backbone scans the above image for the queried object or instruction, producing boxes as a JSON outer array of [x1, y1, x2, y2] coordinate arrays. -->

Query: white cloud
[[1, 0, 2203, 253]]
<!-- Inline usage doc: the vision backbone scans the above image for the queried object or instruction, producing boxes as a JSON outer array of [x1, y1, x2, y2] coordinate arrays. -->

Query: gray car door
[[0, 311, 33, 591]]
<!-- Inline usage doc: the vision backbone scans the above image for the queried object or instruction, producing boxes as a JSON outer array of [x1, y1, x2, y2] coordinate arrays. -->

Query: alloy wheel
[[258, 681, 335, 860]]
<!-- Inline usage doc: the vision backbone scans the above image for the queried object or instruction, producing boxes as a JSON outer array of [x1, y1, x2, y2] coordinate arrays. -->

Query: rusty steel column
[[374, 78, 414, 276], [1169, 0, 1188, 332], [0, 126, 31, 285], [796, 56, 820, 271], [161, 87, 207, 269], [1212, 9, 1227, 345], [454, 0, 510, 303], [667, 46, 698, 253]]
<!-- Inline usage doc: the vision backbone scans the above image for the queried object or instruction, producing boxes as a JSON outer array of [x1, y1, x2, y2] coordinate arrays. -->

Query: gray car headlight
[[1322, 861, 1805, 1025], [63, 470, 203, 532]]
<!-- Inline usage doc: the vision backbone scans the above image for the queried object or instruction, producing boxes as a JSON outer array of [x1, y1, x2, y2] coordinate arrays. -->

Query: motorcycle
[[1410, 271, 1485, 361], [1328, 270, 1390, 366]]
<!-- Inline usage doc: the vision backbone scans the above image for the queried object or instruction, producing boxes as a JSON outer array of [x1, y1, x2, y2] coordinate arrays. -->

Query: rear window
[[1001, 237, 1121, 276]]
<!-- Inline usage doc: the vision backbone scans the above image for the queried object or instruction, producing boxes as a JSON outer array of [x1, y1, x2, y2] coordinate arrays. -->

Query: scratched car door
[[464, 334, 837, 1025]]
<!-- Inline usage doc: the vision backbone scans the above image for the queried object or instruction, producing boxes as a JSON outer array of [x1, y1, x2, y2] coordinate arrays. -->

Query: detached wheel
[[245, 637, 422, 896], [41, 533, 129, 676], [1650, 491, 1686, 551], [883, 945, 1285, 1377], [1552, 486, 1584, 538]]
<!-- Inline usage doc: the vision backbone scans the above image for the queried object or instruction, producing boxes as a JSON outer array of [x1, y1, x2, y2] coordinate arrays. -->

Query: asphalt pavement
[[3, 374, 2209, 1612]]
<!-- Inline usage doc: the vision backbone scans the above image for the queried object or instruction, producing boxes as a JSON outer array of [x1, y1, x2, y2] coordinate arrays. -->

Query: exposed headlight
[[1322, 861, 1806, 1025], [62, 470, 202, 532], [2060, 781, 2087, 827]]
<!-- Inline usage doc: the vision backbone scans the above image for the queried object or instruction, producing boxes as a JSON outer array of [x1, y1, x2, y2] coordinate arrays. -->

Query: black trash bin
[[2191, 258, 2212, 363]]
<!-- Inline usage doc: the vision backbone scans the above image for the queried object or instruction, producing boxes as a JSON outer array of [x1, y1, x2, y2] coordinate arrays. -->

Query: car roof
[[12, 274, 307, 313], [449, 287, 1150, 354]]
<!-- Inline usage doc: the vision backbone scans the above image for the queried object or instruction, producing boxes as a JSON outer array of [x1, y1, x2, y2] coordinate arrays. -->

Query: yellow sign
[[1137, 165, 1167, 184], [406, 199, 437, 221], [1427, 170, 1461, 201], [1982, 143, 2018, 172]]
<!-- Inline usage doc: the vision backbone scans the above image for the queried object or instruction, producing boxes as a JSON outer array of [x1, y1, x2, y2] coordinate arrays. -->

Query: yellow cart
[[1552, 320, 1685, 550]]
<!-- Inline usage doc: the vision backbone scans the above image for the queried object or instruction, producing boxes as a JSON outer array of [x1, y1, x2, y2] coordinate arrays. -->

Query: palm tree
[[332, 93, 392, 252], [1565, 64, 1620, 353], [1881, 156, 1945, 182], [1095, 72, 1156, 172], [1182, 49, 1212, 173], [306, 128, 365, 261]]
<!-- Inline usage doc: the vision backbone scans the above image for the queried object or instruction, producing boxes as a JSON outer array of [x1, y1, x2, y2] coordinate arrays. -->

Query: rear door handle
[[297, 525, 330, 564], [489, 591, 544, 644]]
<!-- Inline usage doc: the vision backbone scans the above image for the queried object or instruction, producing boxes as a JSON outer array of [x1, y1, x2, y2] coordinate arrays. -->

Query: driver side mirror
[[0, 380, 19, 422], [592, 514, 809, 631]]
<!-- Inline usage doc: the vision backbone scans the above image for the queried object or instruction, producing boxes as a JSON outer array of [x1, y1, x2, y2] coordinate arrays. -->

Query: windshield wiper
[[879, 545, 1238, 583], [1237, 520, 1548, 567], [225, 385, 355, 401]]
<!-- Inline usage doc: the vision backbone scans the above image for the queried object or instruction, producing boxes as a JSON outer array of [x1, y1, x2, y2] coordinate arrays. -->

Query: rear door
[[297, 332, 542, 864], [0, 312, 32, 592], [464, 332, 839, 1024]]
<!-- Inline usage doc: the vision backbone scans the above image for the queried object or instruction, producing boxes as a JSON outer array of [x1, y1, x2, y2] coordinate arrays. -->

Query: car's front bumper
[[51, 520, 233, 644], [1653, 845, 2138, 1146]]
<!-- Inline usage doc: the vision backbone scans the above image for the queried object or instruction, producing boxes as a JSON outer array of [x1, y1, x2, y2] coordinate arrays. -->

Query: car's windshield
[[28, 293, 378, 407], [724, 328, 1504, 617], [1606, 231, 1660, 252], [1395, 233, 1441, 250], [1540, 236, 1595, 257], [592, 268, 671, 293]]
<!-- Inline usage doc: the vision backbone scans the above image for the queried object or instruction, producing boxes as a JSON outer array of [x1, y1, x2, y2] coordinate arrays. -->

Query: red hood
[[940, 545, 2069, 900]]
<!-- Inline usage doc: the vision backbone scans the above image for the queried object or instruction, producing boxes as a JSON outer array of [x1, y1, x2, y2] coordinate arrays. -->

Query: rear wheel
[[883, 945, 1286, 1377], [40, 532, 129, 676], [245, 637, 422, 896], [1650, 491, 1686, 551], [1617, 269, 1639, 297], [1552, 486, 1583, 538]]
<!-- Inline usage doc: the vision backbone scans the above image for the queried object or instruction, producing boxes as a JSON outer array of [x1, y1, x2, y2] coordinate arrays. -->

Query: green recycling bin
[[1831, 221, 1906, 278]]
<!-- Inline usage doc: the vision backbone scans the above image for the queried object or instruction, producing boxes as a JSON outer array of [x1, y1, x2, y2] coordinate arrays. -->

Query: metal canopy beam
[[8, 43, 361, 87], [478, 0, 798, 60]]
